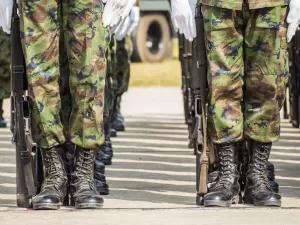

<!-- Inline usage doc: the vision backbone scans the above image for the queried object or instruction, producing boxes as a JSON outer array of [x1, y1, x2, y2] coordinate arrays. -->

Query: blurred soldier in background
[[0, 30, 10, 128], [95, 3, 140, 170]]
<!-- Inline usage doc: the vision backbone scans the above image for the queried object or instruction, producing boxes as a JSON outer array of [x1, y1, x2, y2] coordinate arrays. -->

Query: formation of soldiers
[[0, 0, 139, 210], [172, 0, 300, 207], [0, 0, 299, 211]]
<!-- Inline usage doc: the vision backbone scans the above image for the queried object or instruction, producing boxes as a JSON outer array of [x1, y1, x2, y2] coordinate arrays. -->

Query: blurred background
[[129, 0, 180, 87]]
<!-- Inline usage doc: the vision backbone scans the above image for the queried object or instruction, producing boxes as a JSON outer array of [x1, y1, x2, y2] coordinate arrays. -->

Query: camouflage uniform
[[115, 36, 134, 96], [19, 0, 110, 149], [200, 0, 289, 144], [0, 30, 11, 100]]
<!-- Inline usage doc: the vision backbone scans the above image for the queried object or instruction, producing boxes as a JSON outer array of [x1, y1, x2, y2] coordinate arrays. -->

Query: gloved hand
[[171, 0, 197, 41], [114, 6, 140, 40], [287, 0, 300, 42], [0, 0, 13, 34], [115, 16, 130, 40], [102, 0, 136, 28], [126, 6, 140, 35], [171, 16, 179, 33]]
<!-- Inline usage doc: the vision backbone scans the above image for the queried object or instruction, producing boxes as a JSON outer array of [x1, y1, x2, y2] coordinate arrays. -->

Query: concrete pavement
[[0, 87, 300, 224]]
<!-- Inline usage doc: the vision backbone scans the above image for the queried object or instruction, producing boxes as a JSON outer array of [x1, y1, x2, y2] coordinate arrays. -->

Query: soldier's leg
[[63, 0, 110, 209], [96, 37, 115, 167], [243, 6, 288, 207], [109, 36, 118, 137], [20, 0, 68, 210], [94, 40, 114, 195], [0, 30, 11, 128], [111, 38, 127, 132], [202, 5, 244, 207]]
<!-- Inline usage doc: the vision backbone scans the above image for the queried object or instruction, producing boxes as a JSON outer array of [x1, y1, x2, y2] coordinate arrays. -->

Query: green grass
[[129, 39, 181, 87]]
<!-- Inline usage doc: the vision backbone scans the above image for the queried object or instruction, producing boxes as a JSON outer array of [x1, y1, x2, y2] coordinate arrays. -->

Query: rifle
[[183, 39, 195, 149], [192, 4, 216, 205], [10, 0, 39, 208]]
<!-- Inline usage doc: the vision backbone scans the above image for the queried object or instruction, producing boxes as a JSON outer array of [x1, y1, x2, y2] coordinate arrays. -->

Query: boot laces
[[43, 151, 62, 188], [215, 147, 235, 190], [76, 151, 94, 187], [252, 145, 272, 190]]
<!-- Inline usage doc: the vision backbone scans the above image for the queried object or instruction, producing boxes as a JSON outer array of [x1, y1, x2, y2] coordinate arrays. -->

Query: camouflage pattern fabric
[[103, 35, 117, 135], [19, 0, 110, 149], [115, 36, 133, 95], [202, 5, 289, 144], [0, 30, 11, 100], [106, 35, 117, 117], [201, 0, 288, 10]]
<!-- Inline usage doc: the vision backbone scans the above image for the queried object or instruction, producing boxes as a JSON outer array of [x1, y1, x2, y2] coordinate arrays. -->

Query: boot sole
[[98, 188, 109, 195], [244, 199, 281, 207], [75, 203, 103, 209], [33, 203, 61, 210], [244, 198, 281, 207], [254, 200, 281, 207], [204, 195, 241, 207], [101, 159, 112, 165]]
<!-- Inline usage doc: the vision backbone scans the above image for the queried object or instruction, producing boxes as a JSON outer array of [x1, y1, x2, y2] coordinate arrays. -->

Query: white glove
[[287, 0, 300, 42], [126, 6, 140, 35], [171, 16, 179, 33], [0, 0, 13, 34], [171, 0, 197, 41], [102, 0, 136, 28], [115, 16, 130, 40], [114, 6, 139, 40]]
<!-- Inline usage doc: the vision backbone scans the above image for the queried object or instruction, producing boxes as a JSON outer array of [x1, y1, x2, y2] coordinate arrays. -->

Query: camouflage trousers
[[0, 30, 11, 100], [115, 36, 133, 96], [103, 35, 116, 135], [20, 0, 110, 149], [203, 5, 289, 144], [106, 35, 133, 121]]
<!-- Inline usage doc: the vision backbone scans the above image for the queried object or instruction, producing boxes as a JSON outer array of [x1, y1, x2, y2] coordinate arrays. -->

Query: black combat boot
[[116, 110, 124, 122], [243, 141, 281, 206], [70, 147, 104, 209], [94, 160, 109, 195], [238, 141, 279, 193], [266, 161, 279, 193], [109, 127, 117, 137], [0, 100, 7, 128], [204, 143, 241, 207], [111, 115, 125, 132], [32, 146, 68, 210], [96, 145, 112, 165], [101, 136, 114, 158]]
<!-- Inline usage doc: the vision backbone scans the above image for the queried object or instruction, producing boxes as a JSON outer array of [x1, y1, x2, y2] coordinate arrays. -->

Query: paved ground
[[0, 87, 300, 224]]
